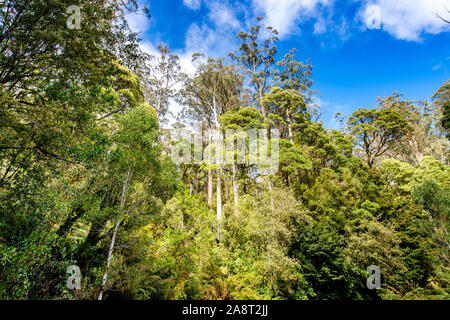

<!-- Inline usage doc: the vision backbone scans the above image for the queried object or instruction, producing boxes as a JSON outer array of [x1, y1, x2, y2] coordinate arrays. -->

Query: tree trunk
[[232, 163, 239, 217], [204, 175, 208, 203], [288, 120, 294, 145], [157, 96, 161, 117], [410, 138, 423, 164], [216, 168, 222, 241], [259, 90, 274, 211], [208, 169, 213, 206], [207, 115, 214, 207], [259, 87, 266, 117], [288, 117, 300, 187], [98, 168, 133, 300], [211, 88, 223, 240]]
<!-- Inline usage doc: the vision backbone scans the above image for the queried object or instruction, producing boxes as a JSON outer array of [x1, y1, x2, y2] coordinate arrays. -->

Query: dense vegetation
[[0, 0, 448, 300]]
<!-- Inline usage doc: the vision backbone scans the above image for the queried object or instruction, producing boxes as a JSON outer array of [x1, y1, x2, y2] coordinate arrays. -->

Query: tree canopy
[[0, 1, 448, 301]]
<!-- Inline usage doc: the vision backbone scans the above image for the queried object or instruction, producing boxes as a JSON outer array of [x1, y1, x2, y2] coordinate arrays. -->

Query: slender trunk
[[216, 168, 222, 241], [98, 168, 133, 300], [288, 120, 294, 145], [204, 176, 208, 203], [224, 175, 229, 202], [260, 90, 274, 210], [157, 99, 160, 117], [207, 115, 214, 207], [288, 117, 300, 187], [156, 92, 162, 117], [232, 163, 239, 217], [203, 177, 208, 203], [208, 169, 213, 206], [212, 90, 222, 240], [259, 87, 266, 117], [410, 138, 423, 164]]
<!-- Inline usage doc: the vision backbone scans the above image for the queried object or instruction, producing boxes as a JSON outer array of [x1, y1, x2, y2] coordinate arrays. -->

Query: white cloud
[[314, 17, 327, 35], [140, 0, 450, 126], [251, 0, 450, 41], [252, 0, 334, 37], [184, 22, 238, 57], [183, 0, 202, 11], [177, 52, 198, 76], [138, 0, 244, 126], [125, 11, 151, 34], [207, 1, 242, 29], [180, 1, 243, 58], [139, 41, 158, 56], [359, 0, 450, 41]]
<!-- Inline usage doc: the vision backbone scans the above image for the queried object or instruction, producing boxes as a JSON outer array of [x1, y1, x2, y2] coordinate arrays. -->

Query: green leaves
[[1, 1, 449, 301], [114, 104, 160, 173], [348, 108, 413, 168], [229, 17, 278, 115]]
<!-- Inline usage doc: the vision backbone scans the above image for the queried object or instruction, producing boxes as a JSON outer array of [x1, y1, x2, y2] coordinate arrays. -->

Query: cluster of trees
[[0, 1, 448, 300]]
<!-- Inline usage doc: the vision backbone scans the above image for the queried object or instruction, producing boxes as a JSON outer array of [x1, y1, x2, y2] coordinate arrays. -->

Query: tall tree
[[262, 87, 312, 188], [230, 17, 278, 116], [179, 56, 242, 238], [274, 48, 318, 117], [139, 44, 181, 122], [348, 108, 412, 168], [98, 103, 166, 299], [0, 0, 145, 175], [230, 17, 279, 208], [220, 107, 265, 217], [377, 94, 431, 164]]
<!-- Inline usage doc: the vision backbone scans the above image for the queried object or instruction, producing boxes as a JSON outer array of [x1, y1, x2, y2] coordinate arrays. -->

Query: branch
[[435, 7, 450, 24]]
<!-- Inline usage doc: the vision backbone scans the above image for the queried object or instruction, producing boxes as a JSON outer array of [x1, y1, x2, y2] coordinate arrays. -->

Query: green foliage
[[442, 101, 450, 136], [0, 2, 448, 301], [381, 156, 450, 193], [348, 108, 413, 168], [432, 80, 450, 137]]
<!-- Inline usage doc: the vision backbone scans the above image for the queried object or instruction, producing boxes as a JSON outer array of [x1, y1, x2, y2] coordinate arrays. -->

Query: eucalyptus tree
[[377, 93, 449, 165], [220, 107, 265, 217], [98, 103, 162, 300], [348, 108, 412, 169], [230, 17, 278, 117], [139, 44, 181, 122], [262, 87, 312, 188], [229, 17, 280, 209], [274, 49, 319, 119], [179, 56, 242, 238]]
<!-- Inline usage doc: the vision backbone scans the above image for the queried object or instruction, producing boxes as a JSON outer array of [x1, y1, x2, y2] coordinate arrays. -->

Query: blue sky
[[127, 0, 450, 128]]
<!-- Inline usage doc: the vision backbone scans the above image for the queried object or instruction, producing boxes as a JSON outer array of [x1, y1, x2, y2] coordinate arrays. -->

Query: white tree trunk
[[207, 118, 214, 207], [98, 168, 133, 300], [288, 117, 300, 185], [208, 169, 213, 206], [212, 90, 223, 240], [216, 167, 222, 241], [232, 163, 239, 217]]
